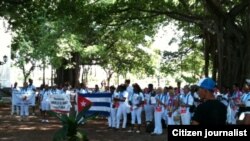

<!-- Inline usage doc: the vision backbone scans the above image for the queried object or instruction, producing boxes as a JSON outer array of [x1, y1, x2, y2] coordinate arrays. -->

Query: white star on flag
[[81, 101, 86, 107]]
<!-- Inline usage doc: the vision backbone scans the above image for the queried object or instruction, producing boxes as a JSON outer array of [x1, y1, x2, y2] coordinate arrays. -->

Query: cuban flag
[[77, 93, 112, 117]]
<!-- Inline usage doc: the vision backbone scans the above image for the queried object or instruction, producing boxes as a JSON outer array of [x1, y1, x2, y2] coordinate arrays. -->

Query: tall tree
[[109, 0, 250, 88], [4, 0, 250, 89]]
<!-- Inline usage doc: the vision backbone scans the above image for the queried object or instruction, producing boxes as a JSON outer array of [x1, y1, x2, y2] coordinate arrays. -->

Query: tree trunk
[[81, 65, 90, 84], [211, 51, 217, 82], [107, 73, 113, 87], [55, 53, 81, 88], [213, 15, 248, 88], [74, 53, 80, 87], [81, 66, 85, 83], [24, 75, 28, 84], [202, 0, 250, 89], [204, 31, 210, 77], [42, 62, 45, 85], [21, 64, 35, 84], [51, 66, 54, 86], [244, 7, 250, 85], [215, 18, 224, 89], [116, 73, 120, 85]]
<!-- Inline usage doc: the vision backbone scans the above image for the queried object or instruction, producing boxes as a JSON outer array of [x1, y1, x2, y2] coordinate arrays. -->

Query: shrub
[[49, 104, 97, 141]]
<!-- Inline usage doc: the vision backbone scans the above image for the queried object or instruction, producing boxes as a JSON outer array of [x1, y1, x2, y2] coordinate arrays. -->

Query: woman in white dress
[[151, 87, 165, 135]]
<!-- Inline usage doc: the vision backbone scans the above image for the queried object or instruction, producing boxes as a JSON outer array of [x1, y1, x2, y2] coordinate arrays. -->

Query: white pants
[[167, 113, 175, 125], [31, 94, 36, 106], [20, 105, 29, 117], [75, 104, 78, 113], [172, 111, 181, 125], [131, 107, 142, 124], [116, 104, 127, 129], [228, 108, 237, 124], [11, 105, 20, 115], [180, 112, 191, 125], [153, 110, 163, 134], [108, 108, 117, 127], [41, 101, 50, 111], [162, 110, 168, 124], [144, 105, 154, 122]]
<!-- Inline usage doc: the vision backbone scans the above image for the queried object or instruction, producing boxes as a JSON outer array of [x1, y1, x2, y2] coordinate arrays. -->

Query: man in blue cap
[[192, 78, 227, 125]]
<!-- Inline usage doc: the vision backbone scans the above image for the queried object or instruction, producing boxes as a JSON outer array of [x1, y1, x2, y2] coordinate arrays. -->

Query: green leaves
[[4, 0, 162, 82], [161, 41, 204, 84], [75, 104, 92, 124], [53, 128, 67, 141], [49, 103, 94, 141]]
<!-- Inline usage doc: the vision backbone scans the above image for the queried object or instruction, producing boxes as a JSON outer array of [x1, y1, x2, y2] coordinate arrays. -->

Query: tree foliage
[[2, 0, 250, 88], [109, 0, 250, 88], [1, 0, 160, 86]]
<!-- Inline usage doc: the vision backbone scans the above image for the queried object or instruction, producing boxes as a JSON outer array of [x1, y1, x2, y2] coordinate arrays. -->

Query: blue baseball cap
[[197, 77, 215, 91]]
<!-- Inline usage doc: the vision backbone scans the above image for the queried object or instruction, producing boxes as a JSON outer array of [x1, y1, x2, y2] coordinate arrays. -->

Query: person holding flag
[[75, 83, 89, 114], [77, 83, 112, 127]]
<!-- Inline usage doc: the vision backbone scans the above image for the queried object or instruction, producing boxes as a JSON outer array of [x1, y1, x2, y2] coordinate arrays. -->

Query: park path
[[0, 104, 167, 141]]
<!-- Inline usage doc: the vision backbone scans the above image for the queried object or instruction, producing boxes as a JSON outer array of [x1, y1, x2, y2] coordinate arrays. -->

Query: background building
[[0, 17, 11, 88]]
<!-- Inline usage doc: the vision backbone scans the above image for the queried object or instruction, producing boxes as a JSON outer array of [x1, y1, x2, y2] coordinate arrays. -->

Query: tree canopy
[[1, 0, 250, 88]]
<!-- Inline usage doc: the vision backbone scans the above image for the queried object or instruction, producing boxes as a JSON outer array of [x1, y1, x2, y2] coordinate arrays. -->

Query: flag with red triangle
[[77, 93, 112, 117], [77, 95, 92, 112]]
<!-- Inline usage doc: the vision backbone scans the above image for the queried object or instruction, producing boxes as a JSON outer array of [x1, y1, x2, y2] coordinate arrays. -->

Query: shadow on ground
[[0, 105, 167, 141]]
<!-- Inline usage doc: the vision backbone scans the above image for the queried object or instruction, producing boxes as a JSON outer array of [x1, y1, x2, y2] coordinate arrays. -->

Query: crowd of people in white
[[10, 78, 250, 135], [106, 80, 250, 135]]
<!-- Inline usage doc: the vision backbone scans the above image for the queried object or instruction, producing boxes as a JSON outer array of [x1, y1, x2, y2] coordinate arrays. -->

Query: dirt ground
[[0, 104, 167, 141]]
